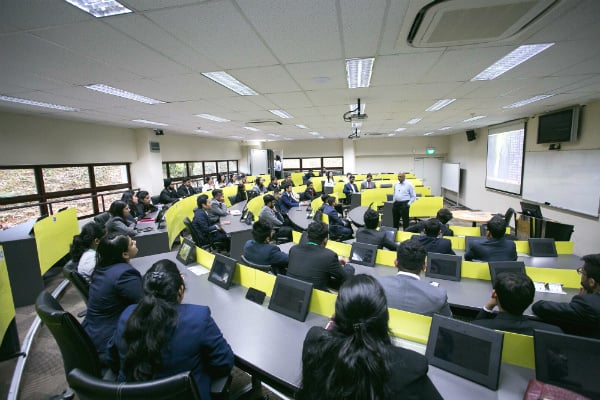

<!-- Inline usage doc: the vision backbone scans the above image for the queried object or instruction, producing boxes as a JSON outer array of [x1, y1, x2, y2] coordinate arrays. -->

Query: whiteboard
[[249, 149, 268, 175], [522, 150, 600, 217], [441, 163, 460, 192]]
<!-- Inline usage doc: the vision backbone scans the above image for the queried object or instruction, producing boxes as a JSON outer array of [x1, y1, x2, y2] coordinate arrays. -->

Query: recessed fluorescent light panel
[[463, 115, 486, 122], [438, 126, 452, 131], [407, 118, 422, 125], [424, 132, 434, 136], [86, 84, 164, 104], [243, 126, 260, 132], [345, 58, 374, 88], [395, 127, 407, 132], [229, 135, 244, 139], [195, 129, 210, 134], [269, 109, 293, 119], [309, 131, 320, 136], [202, 71, 258, 96], [196, 114, 230, 122], [388, 133, 396, 137], [132, 119, 168, 127], [0, 95, 79, 111], [471, 43, 554, 81], [295, 124, 308, 129], [426, 99, 456, 111], [503, 94, 554, 109], [63, 0, 132, 17], [267, 133, 281, 138]]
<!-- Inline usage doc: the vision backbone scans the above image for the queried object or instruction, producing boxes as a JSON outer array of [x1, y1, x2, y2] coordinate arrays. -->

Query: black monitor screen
[[520, 201, 543, 219], [528, 238, 557, 257], [535, 330, 600, 398], [434, 327, 492, 375], [426, 253, 462, 281], [465, 236, 485, 253], [208, 254, 236, 290], [488, 261, 526, 284], [350, 243, 378, 267], [268, 275, 313, 322]]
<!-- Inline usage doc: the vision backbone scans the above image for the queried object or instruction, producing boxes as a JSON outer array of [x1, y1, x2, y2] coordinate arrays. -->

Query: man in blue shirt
[[392, 173, 416, 230]]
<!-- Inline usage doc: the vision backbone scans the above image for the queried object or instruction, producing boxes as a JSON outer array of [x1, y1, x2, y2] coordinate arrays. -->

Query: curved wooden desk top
[[452, 210, 494, 226]]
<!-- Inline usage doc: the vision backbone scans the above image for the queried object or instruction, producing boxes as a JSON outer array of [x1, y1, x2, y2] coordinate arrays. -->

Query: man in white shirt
[[392, 173, 416, 230]]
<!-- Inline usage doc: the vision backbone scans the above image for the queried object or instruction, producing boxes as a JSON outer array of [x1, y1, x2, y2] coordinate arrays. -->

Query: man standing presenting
[[392, 173, 416, 230]]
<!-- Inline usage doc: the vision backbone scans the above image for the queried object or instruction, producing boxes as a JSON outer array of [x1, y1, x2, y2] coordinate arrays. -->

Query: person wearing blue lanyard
[[392, 173, 416, 230]]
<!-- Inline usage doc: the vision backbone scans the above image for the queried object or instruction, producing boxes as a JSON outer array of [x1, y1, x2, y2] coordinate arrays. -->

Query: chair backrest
[[228, 195, 238, 205], [183, 217, 202, 247], [67, 368, 201, 400], [504, 207, 515, 226], [35, 291, 102, 378], [151, 195, 161, 205], [93, 212, 110, 229], [63, 260, 90, 302], [241, 255, 272, 273]]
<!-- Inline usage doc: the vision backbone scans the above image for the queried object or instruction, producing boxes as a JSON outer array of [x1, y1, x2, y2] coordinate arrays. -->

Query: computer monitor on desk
[[520, 201, 543, 219]]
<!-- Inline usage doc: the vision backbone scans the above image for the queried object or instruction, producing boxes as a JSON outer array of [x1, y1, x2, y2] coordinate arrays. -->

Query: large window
[[282, 156, 343, 173], [0, 163, 131, 227], [163, 160, 239, 183]]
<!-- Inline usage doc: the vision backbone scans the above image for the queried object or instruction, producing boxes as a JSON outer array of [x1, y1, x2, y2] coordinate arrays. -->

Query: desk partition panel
[[388, 308, 432, 344], [325, 240, 351, 257], [165, 195, 198, 249], [409, 196, 443, 219], [501, 333, 534, 369], [0, 245, 16, 344], [34, 208, 78, 274]]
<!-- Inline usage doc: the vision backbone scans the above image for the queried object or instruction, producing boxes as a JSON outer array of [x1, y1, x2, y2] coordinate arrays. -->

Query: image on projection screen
[[485, 122, 525, 195]]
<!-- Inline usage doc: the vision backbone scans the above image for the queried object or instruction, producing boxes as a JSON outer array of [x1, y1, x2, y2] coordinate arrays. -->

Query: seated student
[[322, 195, 353, 241], [410, 218, 455, 255], [70, 221, 104, 283], [252, 176, 268, 194], [405, 208, 454, 236], [207, 188, 229, 224], [159, 178, 179, 204], [110, 259, 234, 400], [287, 221, 355, 291], [323, 170, 336, 188], [473, 272, 562, 335], [120, 190, 139, 222], [259, 193, 293, 243], [464, 215, 517, 262], [378, 240, 452, 317], [300, 181, 319, 201], [177, 177, 197, 198], [532, 254, 600, 338], [134, 190, 157, 218], [284, 173, 295, 187], [243, 220, 289, 274], [216, 174, 228, 188], [342, 175, 359, 204], [202, 176, 216, 192], [355, 208, 397, 251], [303, 169, 314, 185], [191, 195, 230, 249], [360, 173, 376, 190], [298, 275, 442, 400], [267, 176, 280, 192], [231, 183, 248, 205], [105, 200, 137, 238], [279, 182, 300, 214], [83, 234, 142, 361]]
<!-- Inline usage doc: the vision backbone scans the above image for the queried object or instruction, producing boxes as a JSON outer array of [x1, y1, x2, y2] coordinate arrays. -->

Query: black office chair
[[35, 291, 104, 379], [504, 207, 515, 226], [151, 195, 161, 205], [67, 368, 201, 400], [93, 212, 110, 229], [62, 260, 90, 317], [183, 217, 228, 254], [228, 195, 238, 206], [240, 255, 272, 274]]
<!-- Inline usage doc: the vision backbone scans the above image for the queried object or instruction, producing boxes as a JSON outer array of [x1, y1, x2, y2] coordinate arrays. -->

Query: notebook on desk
[[426, 315, 504, 390], [534, 330, 600, 399]]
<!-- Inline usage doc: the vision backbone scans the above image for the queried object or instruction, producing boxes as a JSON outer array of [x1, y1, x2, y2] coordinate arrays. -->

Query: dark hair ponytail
[[122, 259, 184, 381], [70, 222, 103, 262], [298, 275, 392, 400]]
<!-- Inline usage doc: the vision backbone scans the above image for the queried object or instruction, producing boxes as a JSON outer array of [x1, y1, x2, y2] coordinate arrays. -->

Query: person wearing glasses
[[532, 254, 600, 338]]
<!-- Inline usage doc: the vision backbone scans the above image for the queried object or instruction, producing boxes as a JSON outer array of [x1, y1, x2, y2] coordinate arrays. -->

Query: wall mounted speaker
[[466, 130, 476, 141]]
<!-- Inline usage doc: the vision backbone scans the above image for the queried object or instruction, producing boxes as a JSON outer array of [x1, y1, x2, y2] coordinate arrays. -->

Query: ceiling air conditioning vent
[[407, 0, 558, 48], [246, 120, 283, 126]]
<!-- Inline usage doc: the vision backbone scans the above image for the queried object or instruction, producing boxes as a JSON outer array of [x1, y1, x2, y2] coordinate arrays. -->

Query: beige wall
[[447, 100, 600, 255]]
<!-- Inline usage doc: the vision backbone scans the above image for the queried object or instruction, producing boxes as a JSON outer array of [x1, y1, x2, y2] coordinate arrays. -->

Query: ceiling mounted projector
[[343, 98, 368, 122]]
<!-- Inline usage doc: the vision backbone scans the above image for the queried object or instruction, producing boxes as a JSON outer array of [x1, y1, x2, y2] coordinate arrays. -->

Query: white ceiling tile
[[340, 0, 387, 57], [229, 65, 301, 94]]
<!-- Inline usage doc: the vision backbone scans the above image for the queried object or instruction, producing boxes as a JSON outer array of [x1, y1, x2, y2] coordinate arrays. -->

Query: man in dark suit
[[177, 176, 197, 198], [287, 221, 355, 291], [191, 194, 229, 249], [532, 254, 600, 338], [159, 178, 179, 204], [243, 220, 288, 275], [464, 215, 517, 261], [410, 218, 455, 255], [472, 272, 562, 335], [405, 208, 454, 236], [322, 195, 353, 241], [360, 173, 375, 190], [378, 240, 452, 317], [342, 175, 359, 204], [355, 208, 397, 251]]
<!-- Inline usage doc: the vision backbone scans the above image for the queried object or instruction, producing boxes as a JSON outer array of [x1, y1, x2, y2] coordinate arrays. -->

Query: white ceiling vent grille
[[407, 0, 559, 48]]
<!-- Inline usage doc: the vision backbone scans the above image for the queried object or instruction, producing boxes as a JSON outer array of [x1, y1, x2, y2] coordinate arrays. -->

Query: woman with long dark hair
[[82, 234, 142, 361], [69, 221, 104, 282], [135, 190, 157, 217], [111, 260, 233, 400], [298, 275, 441, 400], [105, 200, 137, 238], [121, 190, 139, 222]]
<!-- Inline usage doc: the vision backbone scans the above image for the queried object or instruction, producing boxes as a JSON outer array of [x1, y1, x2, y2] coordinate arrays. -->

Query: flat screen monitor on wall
[[537, 106, 580, 144], [485, 120, 525, 195]]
